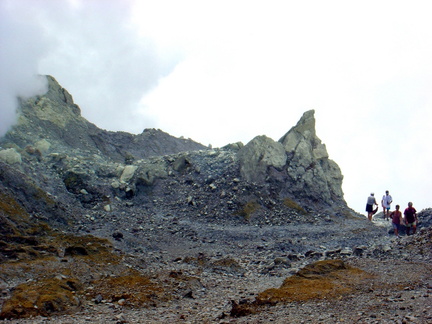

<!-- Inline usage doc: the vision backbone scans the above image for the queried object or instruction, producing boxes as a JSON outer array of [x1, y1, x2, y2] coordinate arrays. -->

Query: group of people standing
[[366, 190, 418, 236]]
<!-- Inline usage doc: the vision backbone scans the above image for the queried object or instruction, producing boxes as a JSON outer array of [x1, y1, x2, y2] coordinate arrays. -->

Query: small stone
[[94, 294, 103, 304], [382, 245, 392, 252]]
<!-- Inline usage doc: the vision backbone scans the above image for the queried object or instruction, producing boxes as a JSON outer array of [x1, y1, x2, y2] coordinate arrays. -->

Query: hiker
[[381, 190, 393, 220], [403, 202, 418, 235], [389, 205, 403, 237], [366, 193, 378, 221]]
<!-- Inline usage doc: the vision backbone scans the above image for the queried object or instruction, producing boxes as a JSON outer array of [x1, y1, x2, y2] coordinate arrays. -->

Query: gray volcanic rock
[[1, 75, 208, 163], [279, 110, 344, 206], [237, 110, 345, 210], [237, 135, 286, 183], [0, 148, 22, 164], [0, 76, 352, 226]]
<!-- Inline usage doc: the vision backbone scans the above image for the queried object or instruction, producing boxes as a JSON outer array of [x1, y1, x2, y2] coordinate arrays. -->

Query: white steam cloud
[[0, 1, 48, 137], [36, 0, 182, 133], [1, 0, 182, 136]]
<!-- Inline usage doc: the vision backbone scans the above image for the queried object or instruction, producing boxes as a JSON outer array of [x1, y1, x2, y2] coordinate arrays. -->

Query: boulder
[[237, 135, 286, 183], [0, 148, 22, 164], [120, 165, 138, 183], [136, 160, 168, 186], [35, 139, 51, 154]]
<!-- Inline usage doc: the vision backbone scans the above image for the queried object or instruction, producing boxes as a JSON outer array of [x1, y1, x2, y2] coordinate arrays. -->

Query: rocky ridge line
[[0, 75, 430, 322]]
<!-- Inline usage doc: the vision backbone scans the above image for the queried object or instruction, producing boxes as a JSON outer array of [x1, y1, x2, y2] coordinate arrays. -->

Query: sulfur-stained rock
[[0, 277, 82, 319]]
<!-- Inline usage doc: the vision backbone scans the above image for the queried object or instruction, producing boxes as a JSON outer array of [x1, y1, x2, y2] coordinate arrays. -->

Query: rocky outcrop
[[1, 75, 208, 163], [0, 77, 351, 225], [279, 110, 344, 205], [237, 110, 345, 208]]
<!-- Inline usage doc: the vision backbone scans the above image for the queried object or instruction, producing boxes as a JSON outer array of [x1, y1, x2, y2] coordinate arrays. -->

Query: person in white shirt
[[381, 190, 393, 221]]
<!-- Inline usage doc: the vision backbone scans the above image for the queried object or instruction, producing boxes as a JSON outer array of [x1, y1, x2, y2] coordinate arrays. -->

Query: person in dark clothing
[[403, 202, 418, 235], [365, 193, 378, 221]]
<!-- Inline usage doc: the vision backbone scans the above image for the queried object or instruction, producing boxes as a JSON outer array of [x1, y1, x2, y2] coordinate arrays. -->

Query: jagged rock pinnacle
[[238, 109, 344, 208]]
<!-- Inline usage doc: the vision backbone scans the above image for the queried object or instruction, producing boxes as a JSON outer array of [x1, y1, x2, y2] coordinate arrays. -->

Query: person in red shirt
[[403, 202, 418, 235], [389, 205, 403, 237]]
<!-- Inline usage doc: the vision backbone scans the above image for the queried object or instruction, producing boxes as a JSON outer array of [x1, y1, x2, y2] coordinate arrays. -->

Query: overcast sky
[[1, 0, 431, 215]]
